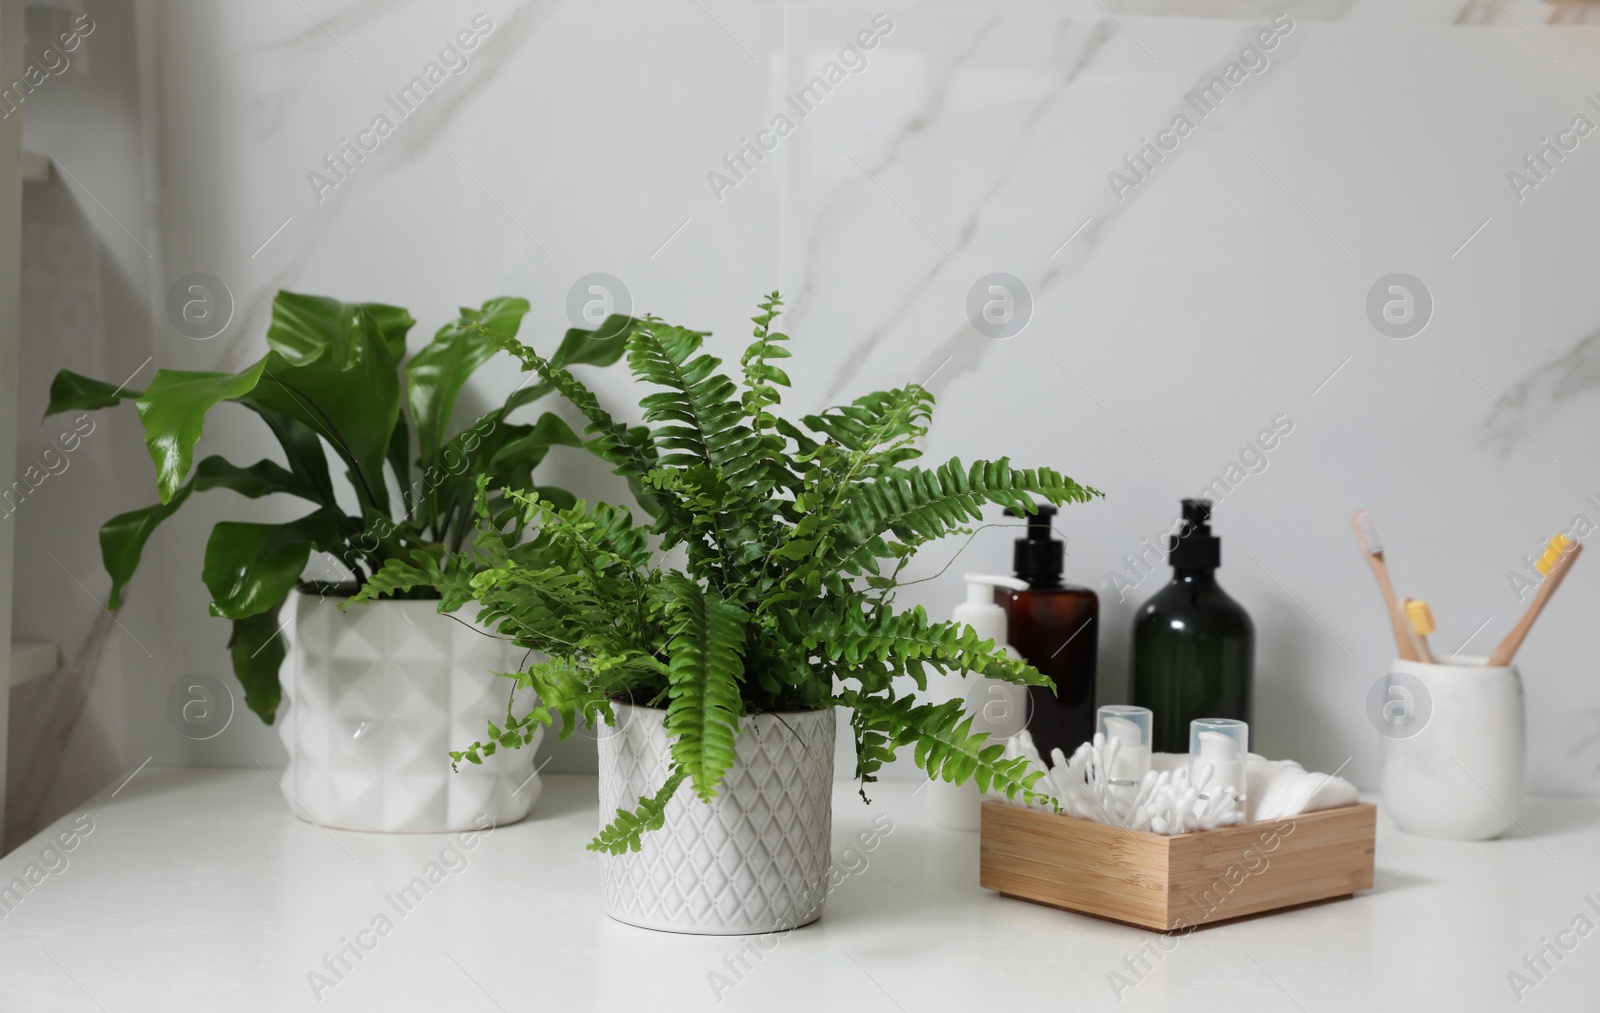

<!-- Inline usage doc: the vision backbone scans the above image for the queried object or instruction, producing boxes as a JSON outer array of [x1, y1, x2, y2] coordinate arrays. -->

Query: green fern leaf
[[629, 321, 765, 496], [589, 766, 689, 854], [485, 328, 661, 485], [349, 549, 444, 605], [844, 691, 1051, 806], [659, 574, 747, 800], [740, 292, 793, 423], [849, 704, 897, 801], [801, 384, 932, 460], [811, 604, 1052, 692], [827, 458, 1100, 577]]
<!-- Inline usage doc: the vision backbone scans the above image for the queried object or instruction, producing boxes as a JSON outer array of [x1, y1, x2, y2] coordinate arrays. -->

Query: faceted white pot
[[598, 702, 835, 934], [278, 592, 540, 833]]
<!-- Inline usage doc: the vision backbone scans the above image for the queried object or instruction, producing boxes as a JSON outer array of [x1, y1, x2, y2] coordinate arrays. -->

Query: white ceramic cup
[[1379, 656, 1525, 840]]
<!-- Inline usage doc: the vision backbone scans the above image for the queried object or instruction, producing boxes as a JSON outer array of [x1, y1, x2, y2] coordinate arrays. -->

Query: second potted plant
[[365, 294, 1099, 931], [49, 292, 635, 832]]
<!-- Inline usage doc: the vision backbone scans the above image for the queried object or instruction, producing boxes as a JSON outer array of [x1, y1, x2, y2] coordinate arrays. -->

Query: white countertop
[[0, 768, 1595, 1012]]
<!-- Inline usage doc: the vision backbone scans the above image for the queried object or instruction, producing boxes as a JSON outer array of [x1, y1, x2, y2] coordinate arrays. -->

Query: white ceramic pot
[[597, 702, 835, 934], [1379, 656, 1525, 840], [278, 592, 540, 833]]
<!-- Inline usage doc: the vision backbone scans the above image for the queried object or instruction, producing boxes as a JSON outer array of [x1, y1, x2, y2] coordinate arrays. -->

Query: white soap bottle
[[928, 573, 1028, 831]]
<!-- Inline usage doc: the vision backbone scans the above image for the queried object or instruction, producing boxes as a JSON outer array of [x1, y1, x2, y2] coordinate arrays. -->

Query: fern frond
[[629, 321, 765, 497], [451, 651, 669, 770], [843, 691, 1052, 806], [449, 658, 572, 767], [828, 458, 1100, 577], [659, 574, 747, 800], [771, 384, 934, 583], [349, 551, 441, 605], [810, 604, 1052, 693], [349, 548, 474, 609], [802, 384, 932, 462], [740, 292, 792, 427], [738, 293, 804, 509], [589, 766, 689, 854], [849, 703, 897, 801], [488, 330, 661, 484], [629, 320, 781, 588], [501, 489, 653, 576]]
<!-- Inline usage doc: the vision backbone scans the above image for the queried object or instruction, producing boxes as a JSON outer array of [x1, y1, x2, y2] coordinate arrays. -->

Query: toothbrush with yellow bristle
[[1404, 598, 1437, 664], [1488, 533, 1582, 666]]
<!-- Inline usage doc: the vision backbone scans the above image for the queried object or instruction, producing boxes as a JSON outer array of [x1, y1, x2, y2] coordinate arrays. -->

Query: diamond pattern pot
[[278, 592, 540, 833], [598, 702, 835, 934]]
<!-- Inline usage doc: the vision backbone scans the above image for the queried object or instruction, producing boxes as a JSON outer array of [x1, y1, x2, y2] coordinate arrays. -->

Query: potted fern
[[47, 292, 635, 832], [359, 294, 1098, 931]]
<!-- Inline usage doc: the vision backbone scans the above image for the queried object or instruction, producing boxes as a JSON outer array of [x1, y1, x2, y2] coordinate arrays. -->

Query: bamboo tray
[[979, 800, 1376, 931]]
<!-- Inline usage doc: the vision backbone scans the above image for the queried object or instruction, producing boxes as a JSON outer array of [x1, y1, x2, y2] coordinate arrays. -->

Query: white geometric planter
[[597, 702, 835, 934], [277, 592, 540, 833]]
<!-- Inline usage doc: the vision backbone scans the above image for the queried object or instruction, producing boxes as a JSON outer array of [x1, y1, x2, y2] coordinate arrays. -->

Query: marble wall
[[12, 0, 1600, 846]]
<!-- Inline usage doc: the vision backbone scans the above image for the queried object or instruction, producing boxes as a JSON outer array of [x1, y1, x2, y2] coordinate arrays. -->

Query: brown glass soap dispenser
[[993, 505, 1098, 764]]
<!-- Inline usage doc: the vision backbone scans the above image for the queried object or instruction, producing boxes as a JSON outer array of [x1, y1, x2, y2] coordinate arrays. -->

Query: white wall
[[17, 0, 1600, 843]]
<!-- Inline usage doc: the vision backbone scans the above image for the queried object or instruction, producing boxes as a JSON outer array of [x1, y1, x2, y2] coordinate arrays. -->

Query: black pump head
[[1169, 498, 1221, 569], [1004, 503, 1063, 587]]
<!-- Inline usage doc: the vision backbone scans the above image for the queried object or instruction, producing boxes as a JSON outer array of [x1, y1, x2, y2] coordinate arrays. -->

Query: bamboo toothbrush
[[1352, 510, 1419, 661], [1488, 534, 1582, 667], [1404, 598, 1437, 664]]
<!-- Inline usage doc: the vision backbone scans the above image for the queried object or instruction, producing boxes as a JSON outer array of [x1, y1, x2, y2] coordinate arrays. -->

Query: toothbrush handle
[[1367, 555, 1419, 661], [1488, 543, 1582, 666]]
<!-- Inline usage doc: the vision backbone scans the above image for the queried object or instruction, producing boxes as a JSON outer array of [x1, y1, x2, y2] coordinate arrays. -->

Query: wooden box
[[979, 800, 1376, 931]]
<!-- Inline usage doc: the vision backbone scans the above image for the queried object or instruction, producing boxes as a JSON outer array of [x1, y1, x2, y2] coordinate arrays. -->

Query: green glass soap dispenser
[[1131, 499, 1254, 753]]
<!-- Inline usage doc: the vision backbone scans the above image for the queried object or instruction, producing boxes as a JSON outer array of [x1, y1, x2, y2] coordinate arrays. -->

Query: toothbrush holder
[[1378, 656, 1526, 840]]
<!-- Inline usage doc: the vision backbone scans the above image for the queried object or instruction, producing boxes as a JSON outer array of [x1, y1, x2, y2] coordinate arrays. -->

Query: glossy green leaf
[[532, 485, 577, 511], [99, 483, 194, 610], [504, 380, 555, 413], [407, 297, 529, 467], [194, 456, 317, 501], [244, 349, 397, 516], [228, 603, 287, 724], [46, 369, 142, 417], [488, 412, 582, 469], [425, 395, 575, 530], [360, 302, 418, 363], [135, 361, 267, 504], [388, 415, 412, 517], [245, 293, 404, 515], [265, 291, 412, 369], [550, 314, 639, 369], [255, 408, 335, 506], [203, 510, 343, 619]]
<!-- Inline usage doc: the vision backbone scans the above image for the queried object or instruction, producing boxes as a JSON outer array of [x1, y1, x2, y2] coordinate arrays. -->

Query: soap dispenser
[[928, 573, 1028, 830], [993, 505, 1099, 764], [1131, 499, 1255, 753]]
